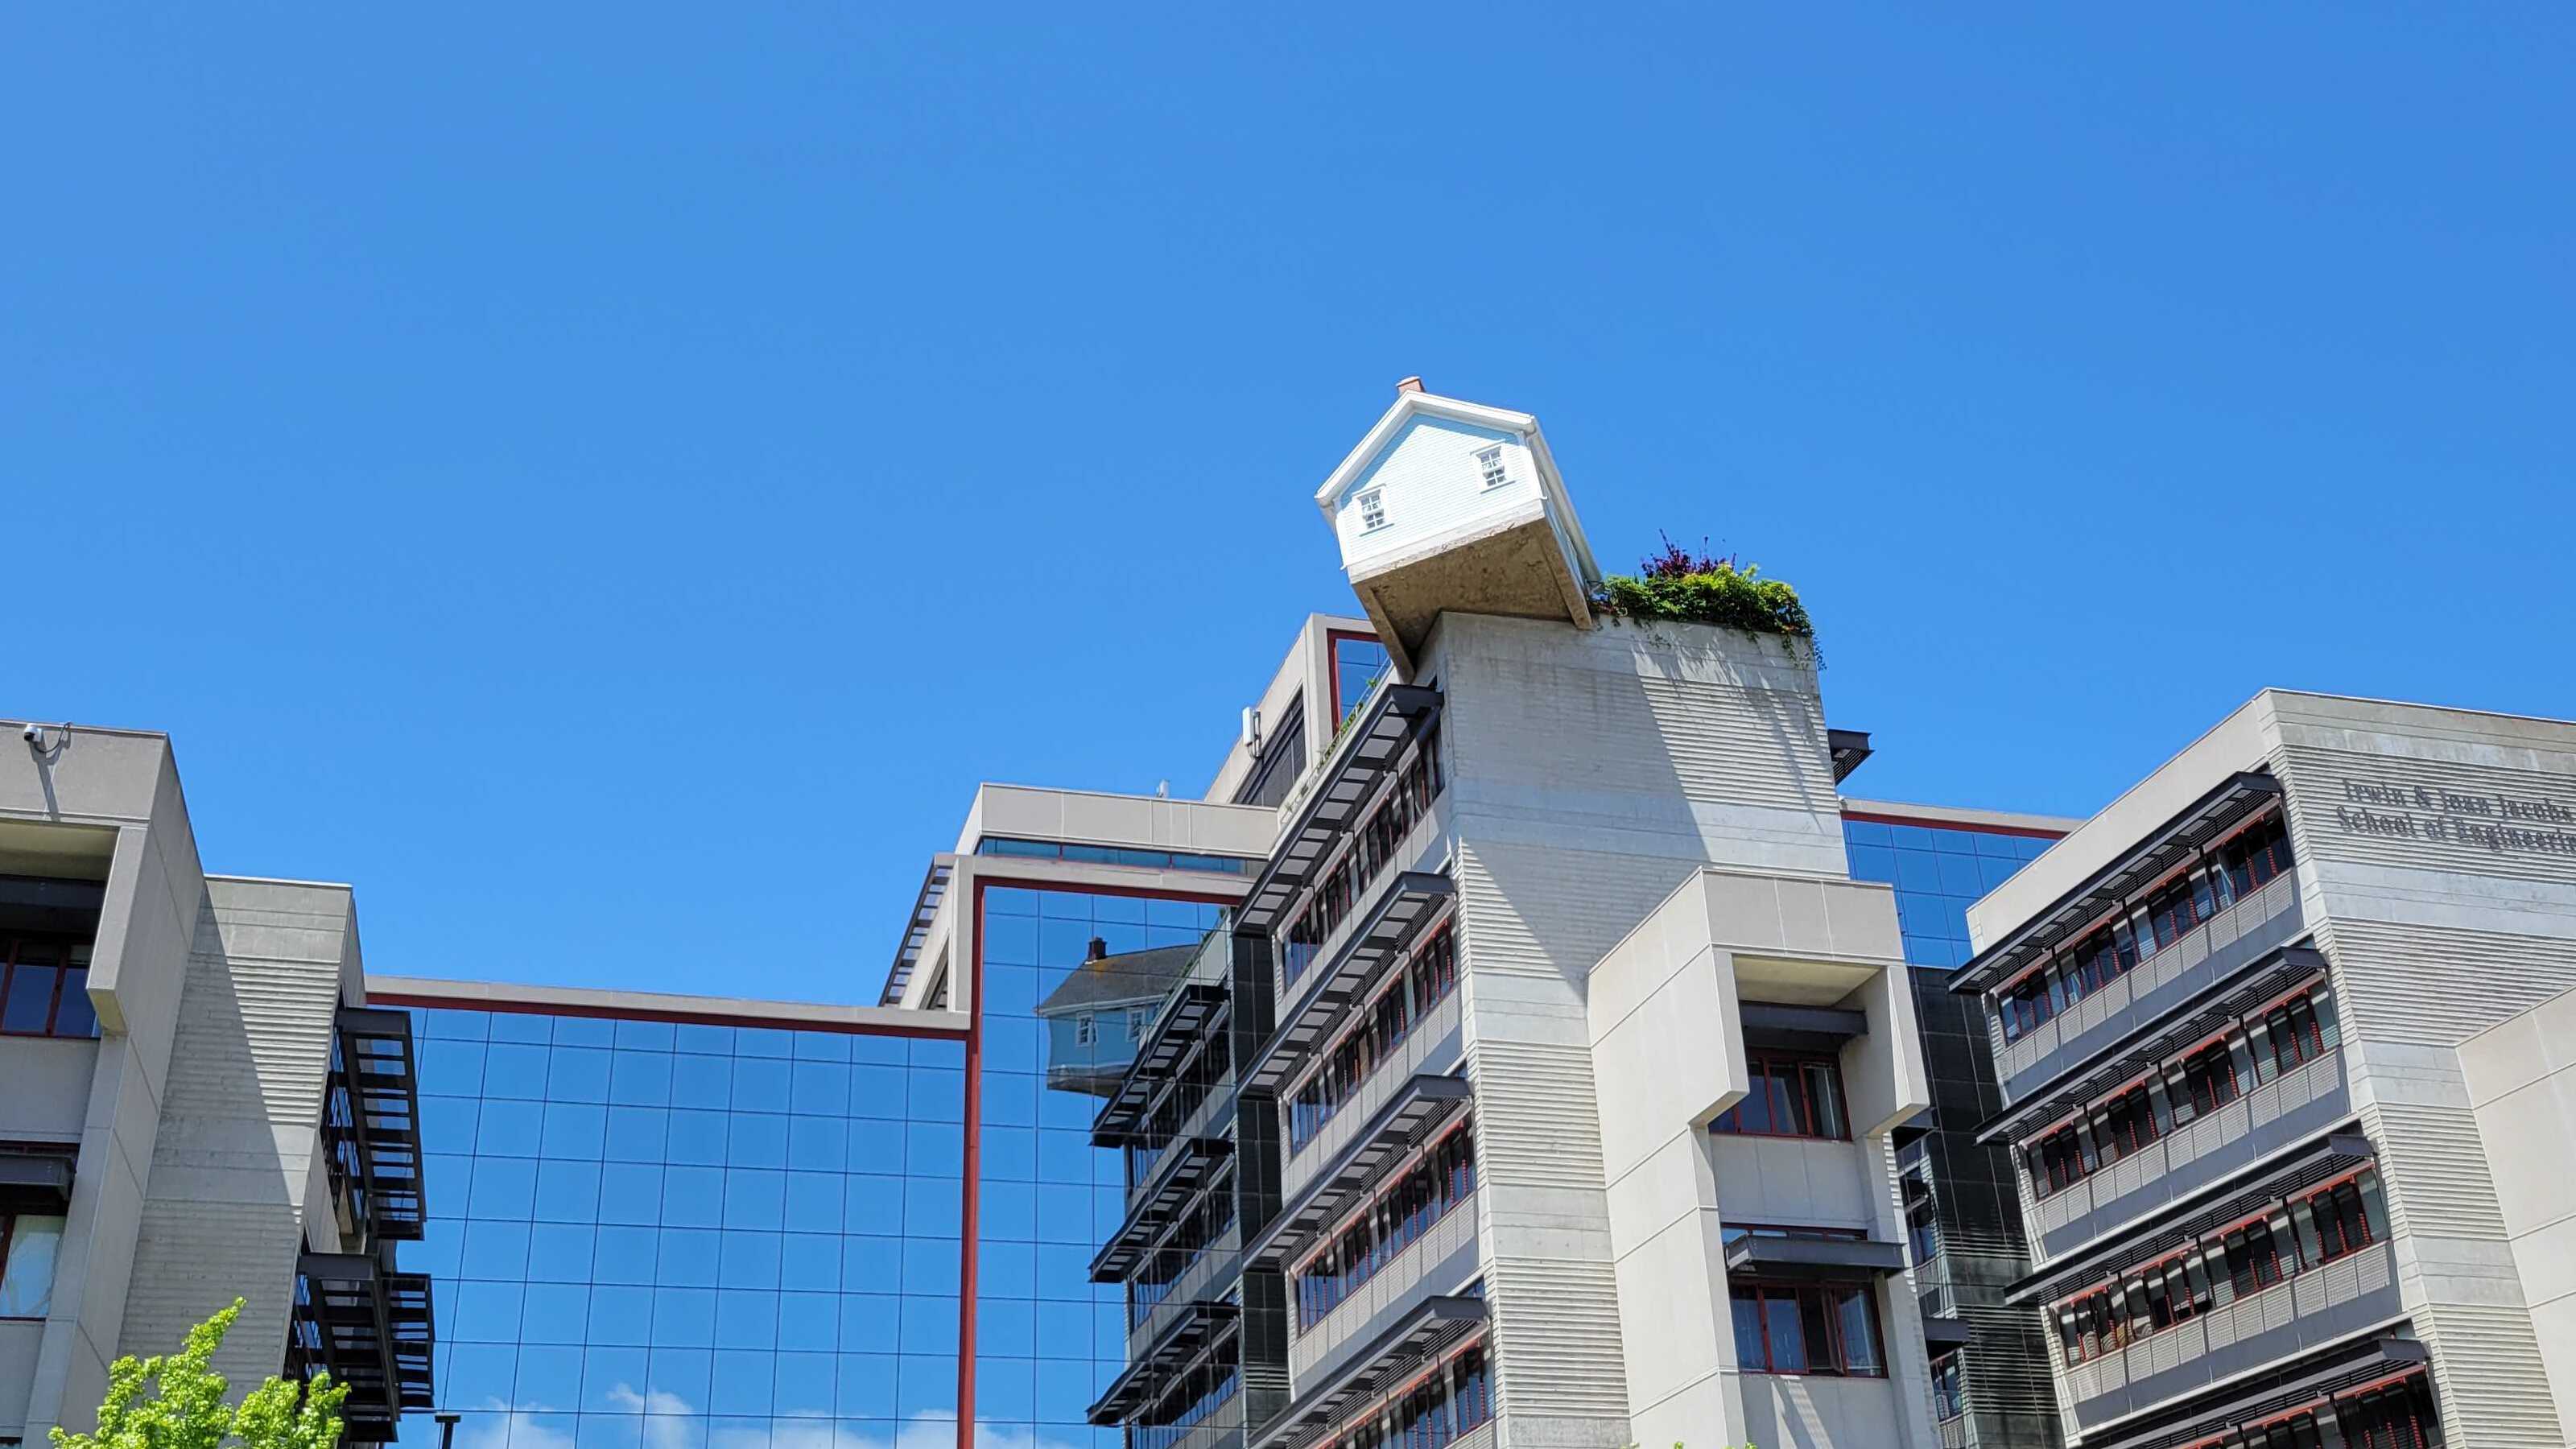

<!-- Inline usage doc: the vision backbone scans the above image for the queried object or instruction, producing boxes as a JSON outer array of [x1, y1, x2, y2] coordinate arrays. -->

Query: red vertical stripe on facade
[[952, 873, 1239, 1449], [957, 878, 988, 1449]]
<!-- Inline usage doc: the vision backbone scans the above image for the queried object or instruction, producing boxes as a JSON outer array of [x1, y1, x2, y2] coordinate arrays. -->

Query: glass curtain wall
[[975, 885, 1226, 1449], [1843, 815, 2060, 1449], [398, 1006, 967, 1449]]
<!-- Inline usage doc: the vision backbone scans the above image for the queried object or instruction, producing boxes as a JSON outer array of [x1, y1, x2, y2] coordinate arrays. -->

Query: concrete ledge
[[363, 975, 968, 1037]]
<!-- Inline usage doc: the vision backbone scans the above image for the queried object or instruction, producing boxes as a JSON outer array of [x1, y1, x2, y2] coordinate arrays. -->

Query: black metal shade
[[0, 1150, 76, 1216], [1094, 982, 1229, 1149], [291, 1251, 435, 1443], [2010, 1126, 2374, 1306], [1249, 1297, 1484, 1449], [1242, 873, 1453, 1095], [1975, 945, 2329, 1146], [2089, 1334, 2428, 1449], [1949, 772, 2282, 995], [1237, 687, 1443, 933], [1092, 1136, 1234, 1282], [1088, 1301, 1240, 1424], [1724, 1234, 1909, 1280], [1827, 728, 1874, 783], [879, 857, 952, 1005], [1245, 1075, 1471, 1270], [328, 1007, 427, 1242]]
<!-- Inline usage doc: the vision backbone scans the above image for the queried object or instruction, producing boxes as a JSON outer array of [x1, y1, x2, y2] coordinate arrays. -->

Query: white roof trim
[[1311, 390, 1601, 588]]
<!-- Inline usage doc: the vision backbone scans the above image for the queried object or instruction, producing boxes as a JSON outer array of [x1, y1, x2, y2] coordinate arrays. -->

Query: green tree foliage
[[52, 1298, 349, 1449]]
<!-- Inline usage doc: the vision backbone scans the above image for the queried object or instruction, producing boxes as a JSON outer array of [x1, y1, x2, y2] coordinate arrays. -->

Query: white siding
[[1331, 418, 1537, 576]]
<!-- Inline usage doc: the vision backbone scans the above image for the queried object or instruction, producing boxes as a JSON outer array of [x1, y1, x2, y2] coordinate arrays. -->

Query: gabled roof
[[1311, 388, 1600, 586], [1034, 942, 1199, 1018]]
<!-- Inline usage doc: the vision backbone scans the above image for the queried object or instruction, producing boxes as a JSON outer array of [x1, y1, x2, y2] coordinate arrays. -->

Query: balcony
[[287, 1250, 435, 1443], [2024, 1051, 2351, 1264], [2058, 1241, 2400, 1435], [1282, 991, 1464, 1202], [1237, 684, 1443, 938], [1993, 869, 2304, 1104], [2076, 1335, 2429, 1449]]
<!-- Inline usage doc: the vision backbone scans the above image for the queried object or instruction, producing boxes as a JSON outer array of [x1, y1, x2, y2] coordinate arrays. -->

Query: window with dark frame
[[0, 1210, 68, 1319], [2334, 1375, 2442, 1449], [1991, 811, 2297, 1044], [2179, 1038, 2240, 1117], [2031, 1124, 2093, 1197], [1711, 1051, 1849, 1141], [2051, 1166, 2392, 1366], [0, 934, 99, 1040], [1286, 923, 1459, 1153], [2262, 992, 2329, 1077], [1291, 1126, 1477, 1329], [1730, 1282, 1885, 1377], [1930, 1351, 1964, 1420], [2098, 1082, 2162, 1160]]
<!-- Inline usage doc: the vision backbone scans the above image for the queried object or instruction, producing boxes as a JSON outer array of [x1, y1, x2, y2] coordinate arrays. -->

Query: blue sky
[[6, 6, 2571, 1001]]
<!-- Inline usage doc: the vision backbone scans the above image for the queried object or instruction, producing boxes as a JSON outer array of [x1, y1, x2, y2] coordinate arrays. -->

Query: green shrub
[[1591, 536, 1812, 640]]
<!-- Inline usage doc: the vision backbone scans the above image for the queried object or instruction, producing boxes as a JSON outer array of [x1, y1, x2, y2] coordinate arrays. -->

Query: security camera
[[21, 724, 43, 745]]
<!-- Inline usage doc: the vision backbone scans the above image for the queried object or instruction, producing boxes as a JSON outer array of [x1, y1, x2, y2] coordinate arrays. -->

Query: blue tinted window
[[401, 1008, 962, 1449], [1844, 816, 2059, 972]]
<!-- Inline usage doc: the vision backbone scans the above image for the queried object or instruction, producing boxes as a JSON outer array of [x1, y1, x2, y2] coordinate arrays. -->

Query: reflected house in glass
[[1034, 942, 1200, 1100], [879, 786, 1275, 1449]]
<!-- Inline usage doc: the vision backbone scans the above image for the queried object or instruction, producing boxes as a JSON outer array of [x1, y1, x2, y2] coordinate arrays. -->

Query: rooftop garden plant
[[1591, 535, 1813, 640]]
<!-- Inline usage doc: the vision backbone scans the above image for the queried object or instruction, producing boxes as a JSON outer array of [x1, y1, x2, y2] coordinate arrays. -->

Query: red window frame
[[2334, 1373, 2437, 1449], [1731, 1281, 1885, 1377], [1712, 1051, 1850, 1141], [2262, 991, 2329, 1076], [0, 935, 97, 1041], [2300, 1170, 2377, 1266], [2179, 1037, 2241, 1116], [2098, 1082, 2161, 1161], [2030, 1123, 2094, 1196]]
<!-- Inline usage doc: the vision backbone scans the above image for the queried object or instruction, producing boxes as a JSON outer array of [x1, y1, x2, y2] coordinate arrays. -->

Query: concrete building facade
[[1060, 384, 2012, 1449], [2, 726, 431, 1447], [1955, 690, 2576, 1448], [19, 381, 2422, 1449]]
